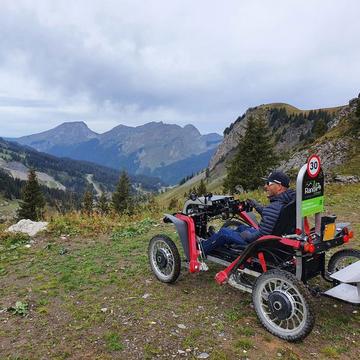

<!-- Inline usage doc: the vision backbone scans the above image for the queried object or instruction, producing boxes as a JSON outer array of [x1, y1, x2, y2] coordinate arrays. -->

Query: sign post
[[296, 155, 325, 235]]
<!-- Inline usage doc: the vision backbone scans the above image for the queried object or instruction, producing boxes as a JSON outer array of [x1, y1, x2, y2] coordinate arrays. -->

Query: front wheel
[[252, 269, 315, 342], [148, 235, 181, 283]]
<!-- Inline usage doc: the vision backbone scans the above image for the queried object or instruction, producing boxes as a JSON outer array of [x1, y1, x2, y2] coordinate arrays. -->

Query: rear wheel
[[328, 249, 360, 277], [252, 269, 315, 342], [148, 235, 181, 283]]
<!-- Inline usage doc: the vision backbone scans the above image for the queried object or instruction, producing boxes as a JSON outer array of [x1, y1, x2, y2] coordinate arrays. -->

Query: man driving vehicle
[[201, 171, 295, 254]]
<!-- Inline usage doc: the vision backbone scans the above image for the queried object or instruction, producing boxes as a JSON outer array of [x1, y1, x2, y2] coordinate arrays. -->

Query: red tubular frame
[[215, 234, 302, 284], [175, 214, 201, 273]]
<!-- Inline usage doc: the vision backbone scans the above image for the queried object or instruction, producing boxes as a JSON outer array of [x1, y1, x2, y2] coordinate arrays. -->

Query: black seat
[[272, 201, 296, 236]]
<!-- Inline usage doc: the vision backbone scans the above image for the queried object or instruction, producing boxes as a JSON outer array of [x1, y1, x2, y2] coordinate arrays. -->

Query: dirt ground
[[1, 184, 360, 359]]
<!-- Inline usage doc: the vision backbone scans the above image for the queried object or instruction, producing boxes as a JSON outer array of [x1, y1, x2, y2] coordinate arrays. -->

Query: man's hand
[[247, 199, 260, 209]]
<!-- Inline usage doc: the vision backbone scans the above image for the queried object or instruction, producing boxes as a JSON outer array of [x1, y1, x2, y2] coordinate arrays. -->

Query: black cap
[[265, 171, 290, 188]]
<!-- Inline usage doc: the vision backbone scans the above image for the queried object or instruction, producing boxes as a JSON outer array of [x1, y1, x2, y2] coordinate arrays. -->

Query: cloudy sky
[[0, 0, 359, 137]]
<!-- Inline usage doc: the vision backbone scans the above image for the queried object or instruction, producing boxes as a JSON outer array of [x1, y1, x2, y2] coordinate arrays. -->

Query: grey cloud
[[0, 0, 359, 137]]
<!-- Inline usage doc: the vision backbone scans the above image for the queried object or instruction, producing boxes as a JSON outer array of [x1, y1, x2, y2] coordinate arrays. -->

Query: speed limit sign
[[307, 154, 321, 178]]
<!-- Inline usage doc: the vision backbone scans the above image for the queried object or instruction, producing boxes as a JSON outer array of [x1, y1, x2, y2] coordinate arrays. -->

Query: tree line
[[12, 169, 139, 221]]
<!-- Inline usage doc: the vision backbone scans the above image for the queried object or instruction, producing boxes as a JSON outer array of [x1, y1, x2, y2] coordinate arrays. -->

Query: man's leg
[[202, 228, 251, 254], [201, 229, 228, 254]]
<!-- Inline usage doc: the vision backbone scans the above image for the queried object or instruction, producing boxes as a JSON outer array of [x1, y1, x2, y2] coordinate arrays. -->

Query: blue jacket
[[241, 189, 296, 242]]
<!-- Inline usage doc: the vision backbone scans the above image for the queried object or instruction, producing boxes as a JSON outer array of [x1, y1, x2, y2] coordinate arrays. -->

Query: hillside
[[210, 96, 359, 176], [160, 95, 360, 207], [0, 138, 164, 207], [13, 121, 223, 184]]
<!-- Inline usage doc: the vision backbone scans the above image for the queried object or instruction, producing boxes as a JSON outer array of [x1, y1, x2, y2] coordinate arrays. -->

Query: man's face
[[264, 182, 282, 197]]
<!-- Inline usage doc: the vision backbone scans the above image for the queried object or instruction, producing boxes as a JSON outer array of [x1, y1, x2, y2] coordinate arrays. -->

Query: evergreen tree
[[312, 118, 327, 137], [197, 179, 207, 196], [82, 189, 94, 214], [205, 168, 210, 179], [112, 171, 132, 214], [223, 116, 278, 192], [17, 169, 45, 220], [97, 192, 109, 214]]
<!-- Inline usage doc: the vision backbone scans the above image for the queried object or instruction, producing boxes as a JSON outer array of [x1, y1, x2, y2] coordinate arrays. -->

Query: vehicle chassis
[[148, 161, 359, 341]]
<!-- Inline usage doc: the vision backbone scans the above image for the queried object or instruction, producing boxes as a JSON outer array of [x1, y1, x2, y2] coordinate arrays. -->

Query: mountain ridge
[[12, 121, 223, 184]]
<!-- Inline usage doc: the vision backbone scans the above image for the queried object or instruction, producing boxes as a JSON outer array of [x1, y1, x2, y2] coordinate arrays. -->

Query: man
[[201, 171, 295, 254]]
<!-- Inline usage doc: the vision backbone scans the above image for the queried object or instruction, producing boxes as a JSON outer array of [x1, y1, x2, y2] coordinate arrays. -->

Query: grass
[[0, 183, 359, 359], [104, 332, 124, 351]]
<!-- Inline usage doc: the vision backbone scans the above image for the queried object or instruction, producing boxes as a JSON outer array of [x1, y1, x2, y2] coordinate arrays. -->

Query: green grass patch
[[104, 332, 124, 351], [234, 338, 253, 350], [0, 231, 30, 250]]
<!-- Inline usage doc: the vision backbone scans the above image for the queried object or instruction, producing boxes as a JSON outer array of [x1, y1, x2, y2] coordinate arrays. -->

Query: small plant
[[104, 332, 124, 351], [235, 338, 253, 350], [8, 301, 29, 316], [320, 346, 340, 358]]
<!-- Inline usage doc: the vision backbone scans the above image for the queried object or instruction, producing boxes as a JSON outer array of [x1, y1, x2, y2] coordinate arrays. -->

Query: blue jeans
[[201, 224, 259, 254]]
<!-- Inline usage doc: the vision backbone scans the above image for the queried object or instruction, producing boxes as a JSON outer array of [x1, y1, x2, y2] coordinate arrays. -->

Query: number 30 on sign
[[307, 155, 321, 178]]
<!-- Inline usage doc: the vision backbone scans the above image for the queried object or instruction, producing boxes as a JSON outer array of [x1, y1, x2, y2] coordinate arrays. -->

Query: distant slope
[[150, 148, 217, 185], [0, 138, 165, 198]]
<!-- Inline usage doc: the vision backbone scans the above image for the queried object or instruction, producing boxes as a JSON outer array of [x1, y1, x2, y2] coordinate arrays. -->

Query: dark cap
[[265, 171, 290, 188]]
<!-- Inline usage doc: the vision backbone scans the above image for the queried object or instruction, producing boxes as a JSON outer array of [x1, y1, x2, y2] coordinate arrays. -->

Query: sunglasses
[[266, 181, 281, 186]]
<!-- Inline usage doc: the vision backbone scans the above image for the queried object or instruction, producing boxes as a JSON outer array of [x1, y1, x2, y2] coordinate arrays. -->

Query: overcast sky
[[0, 0, 359, 137]]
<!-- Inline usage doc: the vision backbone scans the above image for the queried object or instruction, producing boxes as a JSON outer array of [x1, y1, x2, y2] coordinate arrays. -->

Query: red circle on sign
[[307, 154, 321, 178]]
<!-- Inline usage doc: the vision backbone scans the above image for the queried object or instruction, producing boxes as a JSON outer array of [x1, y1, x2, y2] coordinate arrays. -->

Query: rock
[[142, 293, 150, 299], [197, 353, 209, 359], [101, 308, 108, 313], [7, 219, 48, 237], [178, 350, 186, 355], [333, 175, 360, 184], [177, 324, 186, 329]]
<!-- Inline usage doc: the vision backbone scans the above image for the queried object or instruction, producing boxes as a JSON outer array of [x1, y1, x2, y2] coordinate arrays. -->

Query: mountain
[[0, 138, 165, 202], [209, 95, 360, 178], [14, 121, 222, 184], [16, 121, 99, 153]]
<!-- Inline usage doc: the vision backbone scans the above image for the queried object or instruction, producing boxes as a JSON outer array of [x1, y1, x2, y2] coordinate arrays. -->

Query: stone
[[7, 219, 48, 237], [197, 353, 209, 359], [177, 324, 186, 329]]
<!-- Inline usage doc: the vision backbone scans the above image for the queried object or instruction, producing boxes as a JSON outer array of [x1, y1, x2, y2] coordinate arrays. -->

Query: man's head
[[264, 171, 290, 197]]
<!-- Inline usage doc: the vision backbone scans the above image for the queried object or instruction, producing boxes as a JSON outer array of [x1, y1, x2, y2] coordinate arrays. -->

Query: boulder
[[7, 219, 48, 237]]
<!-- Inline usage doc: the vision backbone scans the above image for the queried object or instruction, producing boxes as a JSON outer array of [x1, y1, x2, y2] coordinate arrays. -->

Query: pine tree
[[312, 118, 327, 137], [205, 168, 210, 179], [97, 193, 109, 214], [82, 189, 94, 214], [112, 171, 132, 214], [17, 169, 45, 220], [223, 116, 278, 192], [197, 179, 207, 196]]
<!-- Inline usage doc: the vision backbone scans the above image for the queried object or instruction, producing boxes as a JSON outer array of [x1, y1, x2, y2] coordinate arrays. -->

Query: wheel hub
[[268, 291, 293, 320], [155, 249, 168, 269]]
